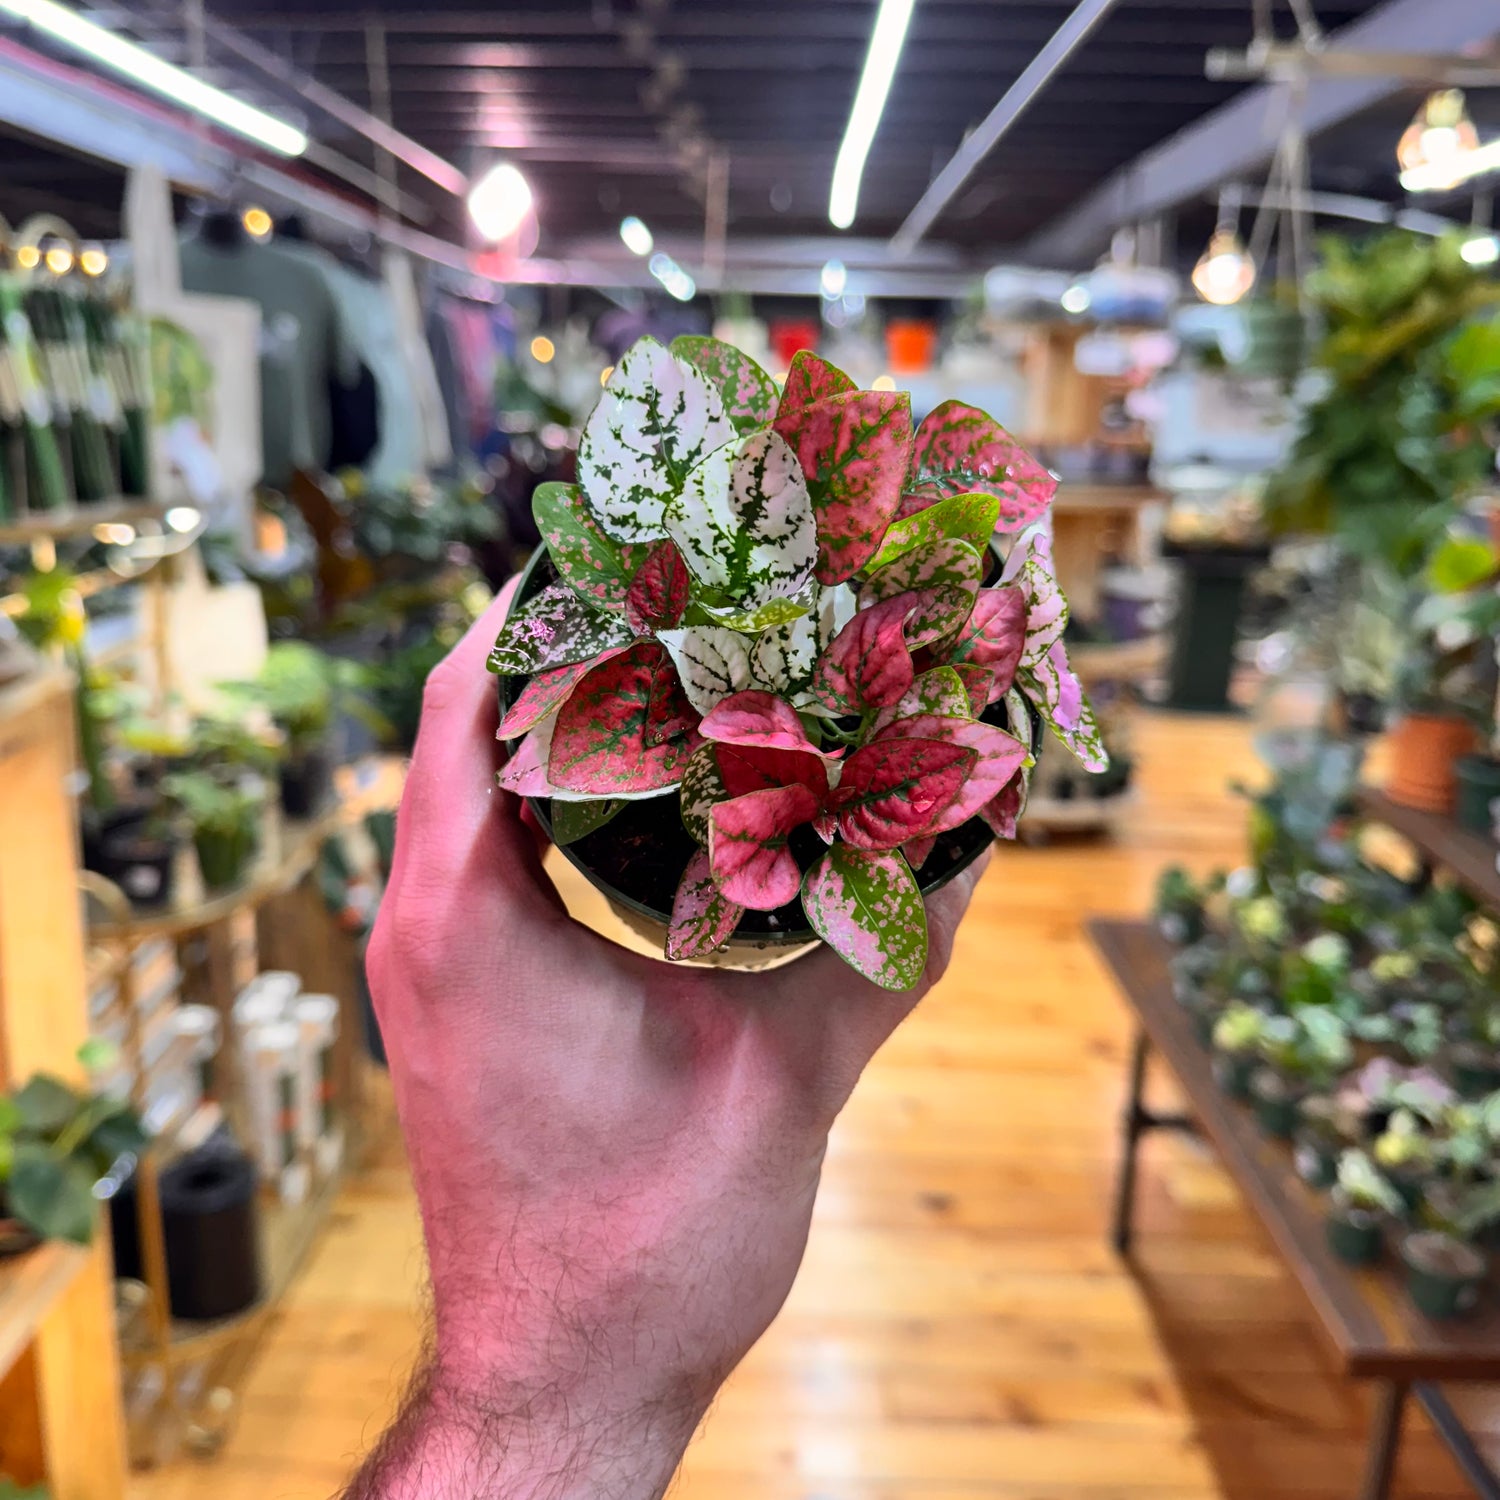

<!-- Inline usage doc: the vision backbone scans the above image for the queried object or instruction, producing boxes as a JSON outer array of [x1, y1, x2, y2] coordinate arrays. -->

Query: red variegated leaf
[[699, 689, 832, 758], [832, 737, 976, 851], [893, 490, 938, 524], [645, 651, 699, 747], [807, 595, 916, 714], [814, 812, 837, 844], [908, 400, 1057, 531], [980, 765, 1029, 840], [776, 349, 855, 414], [868, 666, 974, 736], [497, 715, 556, 797], [859, 538, 983, 646], [625, 540, 691, 634], [717, 742, 831, 802], [940, 584, 1027, 701], [671, 336, 778, 433], [904, 834, 937, 870], [952, 664, 990, 717], [872, 713, 1029, 836], [774, 390, 913, 585], [709, 783, 821, 911], [549, 642, 701, 795], [802, 844, 928, 991], [497, 645, 630, 739], [667, 849, 746, 960]]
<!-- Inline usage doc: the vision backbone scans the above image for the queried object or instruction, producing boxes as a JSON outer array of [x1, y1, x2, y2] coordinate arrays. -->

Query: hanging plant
[[488, 337, 1106, 989]]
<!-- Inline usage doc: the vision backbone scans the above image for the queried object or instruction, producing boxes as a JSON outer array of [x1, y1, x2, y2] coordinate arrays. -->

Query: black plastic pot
[[194, 823, 259, 893], [88, 805, 178, 908], [1450, 1044, 1500, 1101], [1212, 1050, 1257, 1102], [1385, 1162, 1431, 1219], [1251, 1068, 1305, 1141], [1402, 1231, 1486, 1320], [495, 545, 1027, 958], [280, 743, 335, 821], [1293, 1128, 1340, 1191], [1326, 1204, 1383, 1265], [1455, 754, 1500, 837]]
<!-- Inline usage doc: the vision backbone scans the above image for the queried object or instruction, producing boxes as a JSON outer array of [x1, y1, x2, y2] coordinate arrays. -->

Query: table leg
[[1111, 1029, 1151, 1257], [1359, 1381, 1408, 1500], [1414, 1384, 1500, 1500]]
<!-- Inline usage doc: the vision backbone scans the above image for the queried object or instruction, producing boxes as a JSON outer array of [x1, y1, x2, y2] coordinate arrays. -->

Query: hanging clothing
[[179, 233, 360, 488], [384, 253, 452, 472]]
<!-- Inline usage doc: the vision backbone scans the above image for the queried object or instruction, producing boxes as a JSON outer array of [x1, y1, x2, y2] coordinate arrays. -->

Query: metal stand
[[1415, 1385, 1500, 1500], [1359, 1383, 1408, 1500], [1111, 1029, 1196, 1255]]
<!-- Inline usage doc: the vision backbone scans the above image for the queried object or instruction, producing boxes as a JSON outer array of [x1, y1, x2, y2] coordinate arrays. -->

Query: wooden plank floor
[[131, 713, 1484, 1500]]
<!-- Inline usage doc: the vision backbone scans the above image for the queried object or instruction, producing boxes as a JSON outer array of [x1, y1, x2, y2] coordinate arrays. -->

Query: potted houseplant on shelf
[[0, 1043, 146, 1251], [1326, 1148, 1402, 1265], [1401, 1114, 1500, 1316], [1211, 1001, 1266, 1101], [1154, 866, 1220, 946], [1250, 1004, 1352, 1141], [1295, 1094, 1361, 1190], [487, 338, 1107, 988], [1372, 1107, 1439, 1214], [159, 769, 265, 894]]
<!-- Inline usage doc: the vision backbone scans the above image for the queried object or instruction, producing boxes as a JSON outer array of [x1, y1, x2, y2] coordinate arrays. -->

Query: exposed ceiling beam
[[1020, 0, 1500, 266]]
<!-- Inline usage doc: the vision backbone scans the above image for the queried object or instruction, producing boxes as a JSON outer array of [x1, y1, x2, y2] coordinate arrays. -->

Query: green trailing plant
[[0, 1042, 146, 1245], [222, 642, 369, 758], [487, 337, 1108, 988]]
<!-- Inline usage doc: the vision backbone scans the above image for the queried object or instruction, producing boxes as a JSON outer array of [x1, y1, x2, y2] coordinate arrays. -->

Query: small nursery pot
[[1450, 1043, 1500, 1101], [280, 743, 335, 821], [194, 824, 260, 894], [1212, 1050, 1257, 1102], [1294, 1127, 1341, 1191], [1384, 713, 1477, 815], [1402, 1230, 1487, 1320], [1250, 1068, 1306, 1141], [1384, 1162, 1432, 1219], [1454, 754, 1500, 837], [90, 806, 178, 908], [496, 545, 1020, 967], [1326, 1199, 1384, 1266]]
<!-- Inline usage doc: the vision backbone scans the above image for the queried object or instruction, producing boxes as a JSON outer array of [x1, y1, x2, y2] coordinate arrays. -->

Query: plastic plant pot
[[194, 823, 259, 894], [1454, 754, 1500, 836], [1293, 1129, 1340, 1191], [1385, 1163, 1431, 1220], [1212, 1050, 1257, 1102], [1326, 1202, 1384, 1266], [1384, 713, 1477, 815], [495, 545, 1025, 969], [1402, 1230, 1487, 1320], [1250, 1068, 1306, 1141], [1450, 1044, 1500, 1101], [279, 743, 335, 821]]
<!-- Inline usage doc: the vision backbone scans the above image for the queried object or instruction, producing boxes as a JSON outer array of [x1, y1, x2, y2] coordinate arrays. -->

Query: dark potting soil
[[497, 548, 1023, 944]]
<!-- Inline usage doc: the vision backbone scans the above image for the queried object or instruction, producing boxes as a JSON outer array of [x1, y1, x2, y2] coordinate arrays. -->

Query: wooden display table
[[1090, 918, 1500, 1500]]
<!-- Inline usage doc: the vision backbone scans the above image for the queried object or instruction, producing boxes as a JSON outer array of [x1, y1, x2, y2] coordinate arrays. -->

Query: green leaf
[[13, 1076, 80, 1135], [670, 336, 778, 432], [532, 482, 647, 609], [0, 1098, 23, 1137], [679, 744, 729, 847], [550, 798, 625, 846], [665, 428, 817, 608], [85, 1108, 148, 1169], [801, 844, 928, 991], [577, 337, 737, 543], [869, 492, 1001, 571], [8, 1144, 96, 1244], [76, 1036, 117, 1072], [1426, 535, 1497, 594], [487, 583, 636, 676], [699, 596, 810, 632], [859, 538, 985, 645]]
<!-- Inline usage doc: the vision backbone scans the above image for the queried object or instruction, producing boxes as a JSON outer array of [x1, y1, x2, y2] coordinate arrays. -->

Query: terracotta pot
[[1384, 713, 1477, 814], [886, 319, 938, 374]]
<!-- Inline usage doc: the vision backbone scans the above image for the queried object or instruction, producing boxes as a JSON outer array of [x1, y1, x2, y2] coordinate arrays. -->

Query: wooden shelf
[[0, 498, 170, 547], [1090, 918, 1500, 1381], [1357, 786, 1500, 909], [0, 1242, 90, 1381], [1070, 635, 1166, 685], [1051, 483, 1165, 514]]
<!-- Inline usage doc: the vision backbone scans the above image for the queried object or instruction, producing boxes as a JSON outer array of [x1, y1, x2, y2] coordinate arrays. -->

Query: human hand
[[352, 582, 989, 1500]]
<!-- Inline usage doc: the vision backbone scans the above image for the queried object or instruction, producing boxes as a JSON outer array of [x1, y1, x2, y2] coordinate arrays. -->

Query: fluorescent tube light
[[1400, 138, 1500, 194], [828, 0, 915, 230], [0, 0, 307, 155]]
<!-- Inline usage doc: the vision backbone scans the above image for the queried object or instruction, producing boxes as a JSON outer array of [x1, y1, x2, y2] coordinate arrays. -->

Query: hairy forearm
[[342, 1349, 706, 1500]]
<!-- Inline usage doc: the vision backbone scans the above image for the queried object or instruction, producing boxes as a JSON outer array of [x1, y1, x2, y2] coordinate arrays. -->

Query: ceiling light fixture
[[0, 0, 307, 156], [828, 0, 915, 230], [1192, 228, 1256, 305], [1060, 283, 1091, 315], [1401, 137, 1500, 195], [819, 259, 848, 299], [468, 163, 534, 242], [619, 216, 654, 256], [648, 251, 696, 301], [1397, 90, 1479, 193], [241, 205, 273, 240], [530, 335, 556, 363], [1461, 234, 1500, 267]]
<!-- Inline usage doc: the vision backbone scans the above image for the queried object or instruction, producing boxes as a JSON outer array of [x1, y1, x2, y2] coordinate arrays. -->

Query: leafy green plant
[[0, 1043, 146, 1245], [1335, 1148, 1403, 1215], [159, 770, 262, 840], [222, 642, 368, 756], [488, 337, 1109, 988]]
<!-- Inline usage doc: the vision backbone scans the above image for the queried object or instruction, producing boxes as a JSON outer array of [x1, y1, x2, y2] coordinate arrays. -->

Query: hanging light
[[619, 216, 654, 256], [241, 205, 273, 240], [1397, 90, 1479, 192], [467, 163, 534, 242], [1192, 189, 1256, 306]]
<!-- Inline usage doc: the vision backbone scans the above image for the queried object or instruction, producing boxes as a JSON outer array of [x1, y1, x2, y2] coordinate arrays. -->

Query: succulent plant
[[487, 337, 1106, 988]]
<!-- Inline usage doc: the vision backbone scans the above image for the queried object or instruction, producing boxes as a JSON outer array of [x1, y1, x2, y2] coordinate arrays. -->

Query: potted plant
[[1211, 1001, 1266, 1101], [1327, 1149, 1401, 1265], [1295, 1094, 1359, 1190], [1402, 1228, 1489, 1319], [0, 1043, 146, 1249], [1372, 1107, 1439, 1214], [1251, 1005, 1352, 1140], [1154, 866, 1219, 946], [487, 338, 1107, 988], [159, 770, 265, 894], [1447, 559, 1500, 831]]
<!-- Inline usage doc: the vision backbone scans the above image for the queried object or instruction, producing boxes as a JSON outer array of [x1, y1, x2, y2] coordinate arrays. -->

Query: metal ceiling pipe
[[888, 0, 1121, 257]]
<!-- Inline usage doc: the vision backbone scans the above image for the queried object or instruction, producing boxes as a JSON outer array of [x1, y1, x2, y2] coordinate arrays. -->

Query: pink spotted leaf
[[832, 737, 976, 851], [872, 713, 1030, 836], [670, 335, 778, 433], [869, 492, 1002, 571], [1020, 639, 1108, 773], [699, 689, 834, 758], [548, 642, 701, 795], [709, 783, 821, 911], [802, 844, 928, 991], [980, 762, 1031, 840], [908, 400, 1058, 532], [644, 651, 699, 747], [497, 645, 631, 740], [625, 540, 692, 635], [859, 538, 984, 647], [904, 834, 937, 871], [951, 664, 991, 717], [774, 389, 913, 585], [666, 849, 746, 960], [776, 349, 856, 414], [937, 584, 1028, 702], [807, 594, 916, 715], [868, 666, 974, 736], [487, 582, 636, 676], [531, 482, 648, 610]]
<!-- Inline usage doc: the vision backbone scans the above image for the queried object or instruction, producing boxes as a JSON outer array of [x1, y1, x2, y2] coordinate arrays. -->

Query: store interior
[[1, 0, 1500, 1496]]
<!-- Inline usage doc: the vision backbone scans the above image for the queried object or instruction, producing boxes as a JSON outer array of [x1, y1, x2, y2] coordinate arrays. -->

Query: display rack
[[0, 497, 175, 547]]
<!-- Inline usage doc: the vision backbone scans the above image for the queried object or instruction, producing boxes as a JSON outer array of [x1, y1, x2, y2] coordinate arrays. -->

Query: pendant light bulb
[[1397, 90, 1479, 192], [1192, 228, 1256, 307]]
